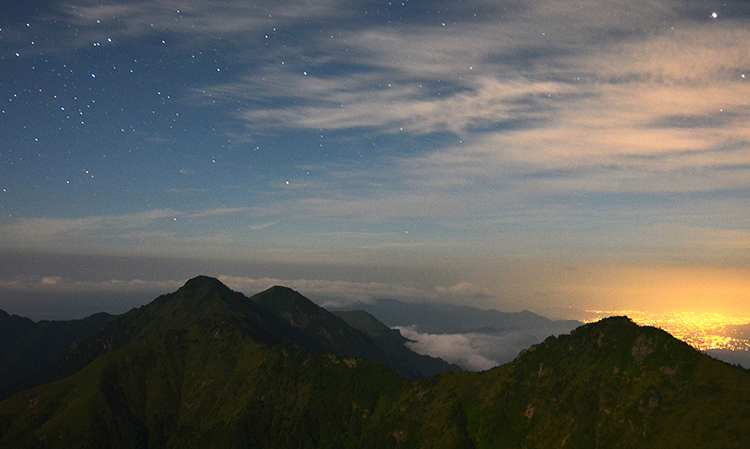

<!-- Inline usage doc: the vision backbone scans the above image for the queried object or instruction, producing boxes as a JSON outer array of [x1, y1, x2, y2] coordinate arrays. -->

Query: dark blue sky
[[1, 0, 749, 319]]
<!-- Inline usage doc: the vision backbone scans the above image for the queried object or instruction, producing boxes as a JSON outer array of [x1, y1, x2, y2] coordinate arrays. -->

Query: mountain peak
[[513, 314, 700, 379], [250, 285, 325, 316], [178, 275, 231, 293]]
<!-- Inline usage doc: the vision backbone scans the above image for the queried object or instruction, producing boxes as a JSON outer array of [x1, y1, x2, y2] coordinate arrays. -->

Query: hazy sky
[[1, 0, 749, 320]]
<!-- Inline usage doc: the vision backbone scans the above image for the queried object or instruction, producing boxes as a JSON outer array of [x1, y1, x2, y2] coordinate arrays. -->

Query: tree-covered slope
[[9, 277, 455, 399], [3, 279, 749, 449], [366, 316, 750, 448], [0, 315, 409, 449], [248, 287, 456, 379]]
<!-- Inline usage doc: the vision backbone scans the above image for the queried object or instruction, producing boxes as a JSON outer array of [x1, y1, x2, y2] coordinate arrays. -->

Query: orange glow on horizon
[[583, 310, 750, 352], [561, 262, 750, 317]]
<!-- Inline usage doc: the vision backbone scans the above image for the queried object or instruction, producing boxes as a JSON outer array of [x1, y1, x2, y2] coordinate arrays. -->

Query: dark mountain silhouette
[[2, 308, 749, 448], [247, 285, 461, 378], [2, 278, 750, 448], [706, 348, 750, 369], [342, 297, 580, 334], [0, 309, 115, 399], [4, 276, 455, 399]]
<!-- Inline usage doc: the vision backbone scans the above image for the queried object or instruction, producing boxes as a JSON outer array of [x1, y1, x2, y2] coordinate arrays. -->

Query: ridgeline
[[1, 276, 748, 448]]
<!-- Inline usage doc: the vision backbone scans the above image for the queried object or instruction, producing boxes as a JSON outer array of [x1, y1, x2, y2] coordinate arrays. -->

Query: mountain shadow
[[0, 309, 116, 400]]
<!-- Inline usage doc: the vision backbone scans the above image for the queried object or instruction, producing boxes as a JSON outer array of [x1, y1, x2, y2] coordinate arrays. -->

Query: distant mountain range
[[0, 276, 457, 400], [2, 276, 749, 448], [334, 297, 580, 335], [331, 297, 581, 369]]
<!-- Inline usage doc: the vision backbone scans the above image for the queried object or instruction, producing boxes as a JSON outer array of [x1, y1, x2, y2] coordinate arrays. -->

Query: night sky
[[1, 0, 749, 320]]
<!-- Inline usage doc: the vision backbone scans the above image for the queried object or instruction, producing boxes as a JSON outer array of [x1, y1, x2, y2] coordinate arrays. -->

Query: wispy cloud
[[0, 207, 281, 254], [3, 0, 748, 317], [190, 2, 750, 206], [34, 0, 345, 50], [32, 0, 749, 204], [0, 209, 180, 240], [0, 275, 183, 294], [186, 207, 257, 219]]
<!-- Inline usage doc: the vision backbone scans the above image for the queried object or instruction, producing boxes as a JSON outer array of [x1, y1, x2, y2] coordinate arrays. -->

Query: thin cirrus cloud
[[40, 0, 345, 50], [0, 208, 278, 253], [191, 6, 750, 203], [0, 210, 180, 240], [34, 0, 749, 199]]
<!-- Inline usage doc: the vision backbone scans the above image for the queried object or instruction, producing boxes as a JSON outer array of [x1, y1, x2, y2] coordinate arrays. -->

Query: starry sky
[[1, 0, 749, 320]]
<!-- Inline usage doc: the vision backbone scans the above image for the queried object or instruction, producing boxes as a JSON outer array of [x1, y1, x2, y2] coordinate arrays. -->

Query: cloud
[[0, 275, 183, 295], [41, 276, 63, 285], [0, 209, 180, 241], [189, 2, 750, 206], [4, 0, 748, 271], [32, 0, 345, 51], [247, 221, 279, 231], [396, 326, 544, 371], [185, 207, 257, 219], [435, 282, 491, 299], [0, 207, 284, 256], [37, 0, 750, 204]]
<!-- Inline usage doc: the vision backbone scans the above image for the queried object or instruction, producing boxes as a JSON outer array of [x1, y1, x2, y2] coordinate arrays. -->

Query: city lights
[[583, 311, 750, 352]]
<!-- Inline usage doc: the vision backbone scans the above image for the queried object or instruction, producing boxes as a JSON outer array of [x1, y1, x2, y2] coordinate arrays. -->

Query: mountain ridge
[[2, 310, 750, 448], [340, 296, 580, 335], [3, 276, 455, 399], [2, 277, 750, 448]]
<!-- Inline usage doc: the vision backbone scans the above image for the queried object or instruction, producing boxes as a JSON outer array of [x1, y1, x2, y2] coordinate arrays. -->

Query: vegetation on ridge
[[1, 277, 749, 448]]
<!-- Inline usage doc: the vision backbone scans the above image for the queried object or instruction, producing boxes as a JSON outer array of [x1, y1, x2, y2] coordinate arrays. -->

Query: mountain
[[0, 313, 410, 449], [6, 277, 455, 399], [246, 285, 458, 379], [341, 297, 580, 335], [0, 309, 116, 400], [705, 348, 750, 369], [369, 316, 750, 448], [723, 322, 750, 340], [2, 309, 749, 448], [333, 310, 461, 377], [334, 297, 582, 369]]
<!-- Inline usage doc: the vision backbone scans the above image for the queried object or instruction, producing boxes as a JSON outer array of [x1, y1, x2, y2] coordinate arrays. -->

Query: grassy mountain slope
[[3, 279, 750, 448], [22, 276, 303, 392], [15, 277, 455, 397], [367, 316, 750, 448], [0, 315, 408, 449]]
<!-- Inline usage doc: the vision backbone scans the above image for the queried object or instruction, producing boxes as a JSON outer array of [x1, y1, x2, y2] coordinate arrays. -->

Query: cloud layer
[[397, 326, 557, 371]]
